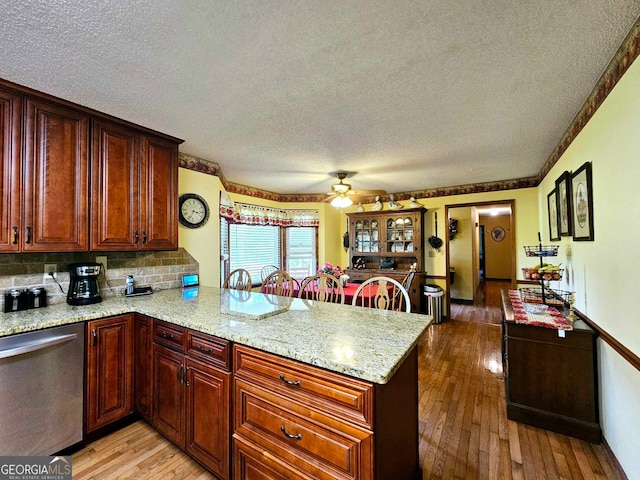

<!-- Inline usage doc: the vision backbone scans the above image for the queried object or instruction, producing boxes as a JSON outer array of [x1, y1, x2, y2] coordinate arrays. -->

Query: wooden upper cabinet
[[91, 120, 178, 251], [140, 134, 178, 250], [90, 119, 140, 250], [23, 98, 89, 251], [0, 87, 21, 252]]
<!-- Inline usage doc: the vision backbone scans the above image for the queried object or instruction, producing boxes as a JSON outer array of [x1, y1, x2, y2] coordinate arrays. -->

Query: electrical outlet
[[44, 263, 57, 281], [429, 250, 436, 258], [96, 256, 107, 272]]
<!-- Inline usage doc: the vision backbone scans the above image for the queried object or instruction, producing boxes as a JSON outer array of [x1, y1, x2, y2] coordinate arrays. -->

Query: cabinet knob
[[143, 231, 147, 244], [25, 226, 31, 244], [92, 329, 97, 347], [135, 231, 139, 244], [12, 226, 18, 244]]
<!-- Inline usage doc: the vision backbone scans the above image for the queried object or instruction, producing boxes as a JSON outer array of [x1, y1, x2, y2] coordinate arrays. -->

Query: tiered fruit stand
[[521, 233, 567, 307]]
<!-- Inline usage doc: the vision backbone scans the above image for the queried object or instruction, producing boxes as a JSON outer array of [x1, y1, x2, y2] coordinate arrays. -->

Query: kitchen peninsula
[[1, 287, 431, 479]]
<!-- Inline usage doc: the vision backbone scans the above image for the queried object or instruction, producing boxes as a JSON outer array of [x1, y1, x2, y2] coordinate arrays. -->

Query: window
[[228, 223, 281, 283], [285, 227, 317, 279], [221, 220, 317, 285]]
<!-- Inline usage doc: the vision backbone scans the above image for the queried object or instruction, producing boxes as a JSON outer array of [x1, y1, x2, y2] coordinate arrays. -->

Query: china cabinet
[[345, 207, 424, 312]]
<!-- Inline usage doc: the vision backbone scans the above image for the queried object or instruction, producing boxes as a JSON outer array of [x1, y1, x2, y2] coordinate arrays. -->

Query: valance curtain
[[220, 192, 319, 227]]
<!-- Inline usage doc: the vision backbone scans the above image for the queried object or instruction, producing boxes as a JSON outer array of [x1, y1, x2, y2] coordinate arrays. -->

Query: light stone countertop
[[0, 286, 432, 384]]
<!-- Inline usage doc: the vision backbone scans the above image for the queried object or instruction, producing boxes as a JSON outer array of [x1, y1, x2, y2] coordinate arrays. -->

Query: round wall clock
[[491, 226, 506, 242], [179, 193, 210, 229]]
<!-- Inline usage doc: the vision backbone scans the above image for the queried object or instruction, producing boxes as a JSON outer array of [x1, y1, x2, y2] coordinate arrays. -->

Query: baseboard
[[451, 298, 473, 305]]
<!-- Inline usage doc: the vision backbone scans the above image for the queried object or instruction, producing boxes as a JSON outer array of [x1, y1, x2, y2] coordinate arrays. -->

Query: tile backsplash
[[0, 248, 199, 308]]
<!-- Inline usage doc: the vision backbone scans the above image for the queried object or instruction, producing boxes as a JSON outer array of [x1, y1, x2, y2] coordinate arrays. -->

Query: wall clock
[[179, 193, 210, 229], [491, 226, 506, 242]]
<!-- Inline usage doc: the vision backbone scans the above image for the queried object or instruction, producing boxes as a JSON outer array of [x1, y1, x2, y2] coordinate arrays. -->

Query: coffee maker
[[67, 262, 102, 305]]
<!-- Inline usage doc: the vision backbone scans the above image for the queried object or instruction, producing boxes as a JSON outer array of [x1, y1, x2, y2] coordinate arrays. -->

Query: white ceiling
[[1, 1, 638, 196]]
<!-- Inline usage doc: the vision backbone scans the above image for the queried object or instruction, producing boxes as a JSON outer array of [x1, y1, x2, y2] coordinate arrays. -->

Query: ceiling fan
[[325, 172, 386, 208]]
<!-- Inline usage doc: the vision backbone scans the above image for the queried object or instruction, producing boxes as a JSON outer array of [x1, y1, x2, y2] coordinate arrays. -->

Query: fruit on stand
[[522, 263, 563, 280]]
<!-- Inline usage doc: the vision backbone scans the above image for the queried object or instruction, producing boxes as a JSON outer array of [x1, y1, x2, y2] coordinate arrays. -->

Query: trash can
[[423, 284, 444, 324]]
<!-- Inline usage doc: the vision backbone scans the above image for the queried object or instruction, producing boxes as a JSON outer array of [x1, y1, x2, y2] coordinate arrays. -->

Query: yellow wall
[[448, 207, 474, 300], [178, 168, 223, 287], [536, 57, 640, 478]]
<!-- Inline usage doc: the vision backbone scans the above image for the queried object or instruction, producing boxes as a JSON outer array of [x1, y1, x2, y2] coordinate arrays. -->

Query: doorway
[[445, 200, 516, 317]]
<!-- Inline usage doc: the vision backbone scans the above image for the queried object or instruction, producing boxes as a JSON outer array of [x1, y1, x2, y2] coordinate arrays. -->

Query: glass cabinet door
[[354, 217, 379, 253]]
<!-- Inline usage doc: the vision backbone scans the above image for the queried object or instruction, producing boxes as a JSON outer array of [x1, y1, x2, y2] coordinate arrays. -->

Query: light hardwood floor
[[72, 293, 626, 479]]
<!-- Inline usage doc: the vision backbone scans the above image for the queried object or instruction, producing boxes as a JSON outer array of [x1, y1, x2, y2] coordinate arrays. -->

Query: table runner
[[508, 290, 573, 331]]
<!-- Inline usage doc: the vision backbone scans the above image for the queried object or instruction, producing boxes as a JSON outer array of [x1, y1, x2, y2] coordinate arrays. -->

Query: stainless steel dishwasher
[[0, 322, 84, 455]]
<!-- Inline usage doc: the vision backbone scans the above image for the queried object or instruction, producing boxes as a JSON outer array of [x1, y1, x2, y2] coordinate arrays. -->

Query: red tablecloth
[[508, 290, 572, 330]]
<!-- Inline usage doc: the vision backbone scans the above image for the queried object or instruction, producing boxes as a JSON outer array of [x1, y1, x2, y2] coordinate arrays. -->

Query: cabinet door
[[23, 98, 89, 251], [186, 357, 231, 479], [85, 315, 134, 433], [140, 135, 178, 250], [134, 315, 154, 422], [153, 343, 185, 447], [0, 87, 21, 252], [90, 119, 140, 250]]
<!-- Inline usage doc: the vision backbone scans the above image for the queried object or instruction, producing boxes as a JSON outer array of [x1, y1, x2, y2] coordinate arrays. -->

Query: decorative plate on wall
[[491, 226, 506, 242]]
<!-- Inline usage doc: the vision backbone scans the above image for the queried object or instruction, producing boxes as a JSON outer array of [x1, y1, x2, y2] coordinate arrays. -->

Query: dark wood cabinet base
[[507, 403, 601, 444]]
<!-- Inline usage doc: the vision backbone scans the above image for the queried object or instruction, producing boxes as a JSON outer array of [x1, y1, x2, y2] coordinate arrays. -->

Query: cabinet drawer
[[234, 345, 373, 429], [233, 435, 310, 480], [153, 320, 186, 352], [235, 379, 372, 480], [187, 331, 231, 371]]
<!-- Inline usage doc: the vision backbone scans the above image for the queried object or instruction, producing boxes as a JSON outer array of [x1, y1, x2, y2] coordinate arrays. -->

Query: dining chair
[[222, 268, 253, 291], [351, 276, 411, 312], [260, 264, 279, 283], [298, 274, 345, 304], [261, 270, 298, 297]]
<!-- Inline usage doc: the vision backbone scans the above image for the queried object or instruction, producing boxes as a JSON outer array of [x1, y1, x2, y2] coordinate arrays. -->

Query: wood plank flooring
[[72, 292, 626, 479]]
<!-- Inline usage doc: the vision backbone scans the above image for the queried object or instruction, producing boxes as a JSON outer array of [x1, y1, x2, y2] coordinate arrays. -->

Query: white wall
[[537, 57, 640, 478]]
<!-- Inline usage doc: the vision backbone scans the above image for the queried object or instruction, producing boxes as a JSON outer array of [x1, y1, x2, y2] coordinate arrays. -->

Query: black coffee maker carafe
[[67, 262, 102, 305]]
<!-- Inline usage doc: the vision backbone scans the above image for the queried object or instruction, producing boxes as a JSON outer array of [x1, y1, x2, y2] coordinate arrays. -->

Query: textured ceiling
[[1, 1, 638, 196]]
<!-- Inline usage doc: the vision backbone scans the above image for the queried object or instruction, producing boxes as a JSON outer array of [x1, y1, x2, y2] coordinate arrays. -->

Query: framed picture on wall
[[555, 171, 573, 236], [571, 162, 594, 241], [547, 189, 560, 241]]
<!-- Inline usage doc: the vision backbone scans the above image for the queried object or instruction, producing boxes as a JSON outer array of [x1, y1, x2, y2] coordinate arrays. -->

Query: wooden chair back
[[298, 274, 345, 304], [351, 276, 411, 312], [261, 270, 298, 297], [260, 264, 279, 283], [223, 268, 252, 291]]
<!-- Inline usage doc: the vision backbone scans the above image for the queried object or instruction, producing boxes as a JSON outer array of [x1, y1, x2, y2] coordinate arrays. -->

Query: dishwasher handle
[[0, 333, 78, 359]]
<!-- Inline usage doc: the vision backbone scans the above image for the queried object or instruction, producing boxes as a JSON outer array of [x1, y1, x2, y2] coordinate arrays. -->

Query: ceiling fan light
[[331, 195, 353, 208]]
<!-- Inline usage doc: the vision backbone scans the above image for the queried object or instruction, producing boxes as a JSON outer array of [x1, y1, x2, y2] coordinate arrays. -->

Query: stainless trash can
[[424, 284, 444, 324]]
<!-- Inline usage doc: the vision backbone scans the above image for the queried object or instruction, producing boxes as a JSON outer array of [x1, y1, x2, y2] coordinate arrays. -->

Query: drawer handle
[[198, 344, 213, 354], [279, 374, 301, 387], [162, 332, 174, 339], [280, 426, 302, 440]]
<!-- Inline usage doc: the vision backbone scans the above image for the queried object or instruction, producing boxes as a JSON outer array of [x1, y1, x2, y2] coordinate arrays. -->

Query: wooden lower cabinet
[[501, 291, 601, 443], [152, 329, 231, 479], [234, 435, 311, 480], [134, 315, 154, 422], [233, 344, 420, 480], [85, 315, 133, 433]]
